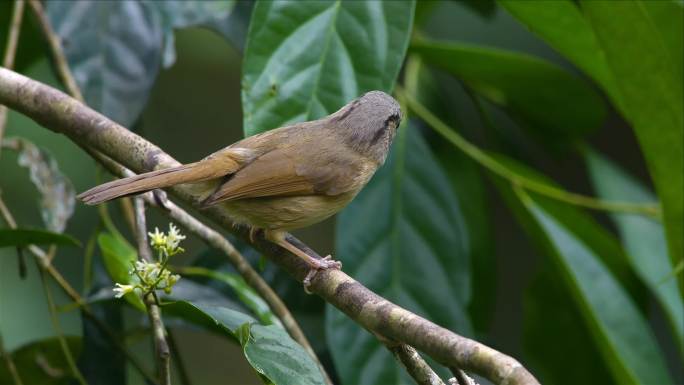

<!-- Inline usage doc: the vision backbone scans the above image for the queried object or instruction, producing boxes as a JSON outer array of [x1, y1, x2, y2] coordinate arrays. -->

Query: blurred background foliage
[[0, 1, 682, 385]]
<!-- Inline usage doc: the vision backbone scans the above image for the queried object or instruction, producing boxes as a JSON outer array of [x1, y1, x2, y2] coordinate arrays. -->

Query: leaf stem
[[37, 264, 88, 385], [0, 333, 23, 385], [396, 86, 661, 217]]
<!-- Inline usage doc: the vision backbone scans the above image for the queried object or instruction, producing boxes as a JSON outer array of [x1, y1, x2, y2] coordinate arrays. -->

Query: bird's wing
[[200, 144, 364, 206]]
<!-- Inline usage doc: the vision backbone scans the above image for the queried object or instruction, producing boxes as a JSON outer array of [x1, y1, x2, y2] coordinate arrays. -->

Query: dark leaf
[[326, 125, 472, 385], [165, 301, 326, 385], [0, 228, 80, 248], [411, 39, 606, 143], [491, 155, 672, 385], [13, 138, 75, 233], [581, 0, 684, 269], [585, 149, 683, 348], [241, 0, 415, 136], [0, 337, 81, 385]]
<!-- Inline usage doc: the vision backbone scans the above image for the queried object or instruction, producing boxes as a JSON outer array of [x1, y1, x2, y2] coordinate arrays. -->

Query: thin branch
[[140, 191, 334, 385], [0, 334, 23, 385], [387, 342, 446, 385], [450, 367, 478, 385], [27, 0, 83, 101], [37, 264, 88, 385], [133, 197, 171, 385], [0, 193, 157, 384], [0, 0, 25, 157], [395, 86, 661, 218], [166, 328, 192, 385], [22, 7, 334, 382], [0, 67, 540, 385]]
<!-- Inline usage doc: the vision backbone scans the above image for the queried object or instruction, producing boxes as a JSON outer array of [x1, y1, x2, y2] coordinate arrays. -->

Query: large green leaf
[[491, 155, 672, 385], [0, 337, 81, 385], [326, 125, 472, 385], [498, 0, 621, 108], [404, 56, 494, 332], [165, 301, 326, 385], [410, 40, 606, 143], [96, 232, 144, 309], [581, 0, 684, 270], [0, 228, 80, 248], [584, 149, 684, 349], [241, 0, 415, 136], [46, 1, 235, 126]]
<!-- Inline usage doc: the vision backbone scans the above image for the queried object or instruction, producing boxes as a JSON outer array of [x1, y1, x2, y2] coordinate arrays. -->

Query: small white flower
[[113, 283, 134, 298], [148, 227, 166, 249], [166, 223, 186, 251]]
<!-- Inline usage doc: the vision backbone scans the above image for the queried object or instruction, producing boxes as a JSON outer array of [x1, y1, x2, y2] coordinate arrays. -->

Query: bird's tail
[[78, 153, 244, 205]]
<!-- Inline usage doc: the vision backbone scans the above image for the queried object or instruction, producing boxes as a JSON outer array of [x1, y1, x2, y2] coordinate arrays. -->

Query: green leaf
[[490, 155, 672, 385], [581, 0, 684, 270], [46, 1, 164, 126], [584, 149, 684, 349], [520, 192, 673, 385], [326, 125, 472, 385], [498, 0, 622, 108], [165, 301, 326, 385], [0, 228, 80, 248], [96, 232, 144, 309], [241, 0, 415, 136], [404, 56, 495, 331], [46, 1, 236, 126], [410, 39, 606, 143], [12, 138, 75, 233], [0, 337, 81, 385]]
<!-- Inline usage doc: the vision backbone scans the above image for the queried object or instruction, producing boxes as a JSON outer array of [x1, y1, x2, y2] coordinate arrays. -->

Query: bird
[[78, 90, 402, 285]]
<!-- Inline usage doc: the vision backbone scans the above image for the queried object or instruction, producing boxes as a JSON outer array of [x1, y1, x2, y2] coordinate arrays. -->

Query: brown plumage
[[78, 91, 402, 284]]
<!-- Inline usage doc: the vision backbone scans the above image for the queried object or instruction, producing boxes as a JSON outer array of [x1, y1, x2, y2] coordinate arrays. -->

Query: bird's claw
[[303, 255, 342, 294]]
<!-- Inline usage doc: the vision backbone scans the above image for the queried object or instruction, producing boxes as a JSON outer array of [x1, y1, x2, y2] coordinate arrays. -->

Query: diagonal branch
[[0, 67, 539, 385]]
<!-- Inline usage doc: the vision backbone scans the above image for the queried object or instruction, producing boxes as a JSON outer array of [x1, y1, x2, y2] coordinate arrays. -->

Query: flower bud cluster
[[113, 223, 184, 299]]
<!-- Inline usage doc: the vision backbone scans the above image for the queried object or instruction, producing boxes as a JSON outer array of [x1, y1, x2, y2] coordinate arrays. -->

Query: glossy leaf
[[581, 0, 684, 268], [491, 154, 672, 385], [410, 40, 606, 142], [498, 0, 621, 107], [13, 138, 75, 233], [326, 125, 471, 385], [96, 232, 144, 309], [46, 1, 236, 126], [585, 149, 684, 348], [404, 56, 495, 331], [0, 337, 81, 385], [241, 0, 415, 136], [165, 301, 326, 385], [0, 228, 80, 248]]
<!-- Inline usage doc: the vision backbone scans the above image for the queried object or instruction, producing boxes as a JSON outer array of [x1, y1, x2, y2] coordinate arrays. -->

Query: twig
[[22, 8, 333, 381], [0, 67, 540, 385], [27, 0, 83, 101], [386, 342, 446, 385], [134, 197, 171, 385], [140, 192, 334, 385], [395, 86, 661, 218], [0, 334, 23, 385], [37, 263, 88, 385], [166, 328, 192, 385], [0, 0, 25, 157], [450, 367, 478, 385], [0, 194, 157, 384]]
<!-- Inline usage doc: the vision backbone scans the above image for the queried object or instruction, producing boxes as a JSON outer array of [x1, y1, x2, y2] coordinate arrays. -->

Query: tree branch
[[387, 342, 446, 385], [133, 197, 171, 385], [0, 67, 540, 385], [0, 0, 25, 157]]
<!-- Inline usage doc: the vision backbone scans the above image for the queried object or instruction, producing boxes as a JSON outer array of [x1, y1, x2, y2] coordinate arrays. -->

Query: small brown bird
[[79, 91, 402, 282]]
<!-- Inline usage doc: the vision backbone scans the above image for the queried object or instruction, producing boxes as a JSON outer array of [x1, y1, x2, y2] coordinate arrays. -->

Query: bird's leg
[[263, 230, 341, 290]]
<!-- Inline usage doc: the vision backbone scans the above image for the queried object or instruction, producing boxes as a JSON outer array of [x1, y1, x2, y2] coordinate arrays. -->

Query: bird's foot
[[303, 255, 342, 294], [249, 227, 261, 243]]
